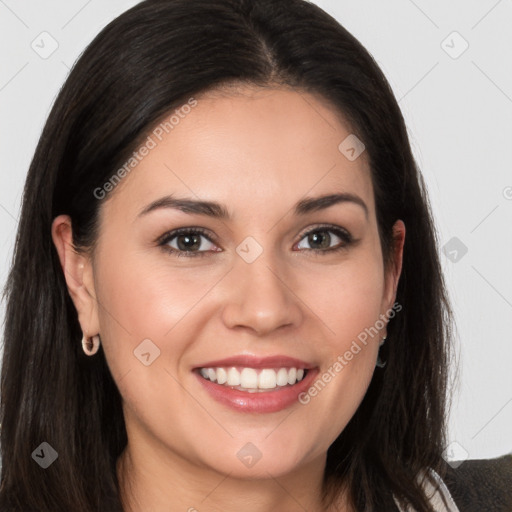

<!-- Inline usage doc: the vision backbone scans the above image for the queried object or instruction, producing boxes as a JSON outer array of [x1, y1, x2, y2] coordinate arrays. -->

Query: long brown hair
[[0, 0, 453, 510]]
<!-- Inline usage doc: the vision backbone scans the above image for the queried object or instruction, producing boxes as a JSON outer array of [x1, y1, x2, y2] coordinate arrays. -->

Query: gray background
[[0, 0, 511, 462]]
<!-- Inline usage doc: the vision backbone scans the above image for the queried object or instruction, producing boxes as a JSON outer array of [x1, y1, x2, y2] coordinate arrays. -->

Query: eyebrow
[[137, 192, 368, 220]]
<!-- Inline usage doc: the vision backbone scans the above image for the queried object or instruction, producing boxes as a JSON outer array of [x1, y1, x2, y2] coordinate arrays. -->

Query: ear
[[51, 214, 100, 338], [382, 219, 406, 315]]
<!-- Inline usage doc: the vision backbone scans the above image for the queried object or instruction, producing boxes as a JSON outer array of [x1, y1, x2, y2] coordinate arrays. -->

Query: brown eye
[[306, 231, 332, 249], [295, 226, 353, 253], [158, 228, 220, 257], [174, 233, 203, 251]]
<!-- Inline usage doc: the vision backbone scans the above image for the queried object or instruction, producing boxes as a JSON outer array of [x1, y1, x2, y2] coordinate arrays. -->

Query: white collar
[[393, 467, 460, 512]]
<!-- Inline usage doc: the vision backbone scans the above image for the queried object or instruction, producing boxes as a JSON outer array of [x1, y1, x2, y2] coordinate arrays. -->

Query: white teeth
[[258, 369, 277, 389], [227, 367, 241, 386], [287, 367, 297, 385], [199, 366, 307, 390], [216, 367, 227, 385], [240, 368, 258, 388], [276, 368, 289, 386]]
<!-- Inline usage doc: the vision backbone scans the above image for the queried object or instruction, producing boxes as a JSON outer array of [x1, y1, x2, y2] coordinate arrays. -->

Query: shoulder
[[441, 454, 512, 511]]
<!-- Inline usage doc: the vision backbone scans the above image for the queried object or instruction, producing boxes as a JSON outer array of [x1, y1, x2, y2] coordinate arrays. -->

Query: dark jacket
[[389, 455, 512, 512], [441, 455, 512, 511]]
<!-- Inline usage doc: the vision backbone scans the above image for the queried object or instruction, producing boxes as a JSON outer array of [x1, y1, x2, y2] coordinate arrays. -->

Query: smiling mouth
[[197, 366, 309, 392]]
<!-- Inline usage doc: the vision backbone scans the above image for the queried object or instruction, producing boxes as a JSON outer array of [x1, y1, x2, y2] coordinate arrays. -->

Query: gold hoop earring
[[82, 333, 100, 356]]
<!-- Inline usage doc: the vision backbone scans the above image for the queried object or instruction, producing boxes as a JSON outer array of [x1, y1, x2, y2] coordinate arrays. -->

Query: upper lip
[[194, 355, 315, 370]]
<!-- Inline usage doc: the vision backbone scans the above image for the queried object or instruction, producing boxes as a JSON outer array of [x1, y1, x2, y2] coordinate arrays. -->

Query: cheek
[[93, 242, 229, 383], [93, 252, 212, 431], [297, 262, 383, 451], [95, 239, 212, 334], [296, 250, 384, 427], [305, 252, 385, 349]]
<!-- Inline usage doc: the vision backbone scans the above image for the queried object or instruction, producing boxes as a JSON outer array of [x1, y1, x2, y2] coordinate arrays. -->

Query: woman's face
[[61, 85, 404, 479]]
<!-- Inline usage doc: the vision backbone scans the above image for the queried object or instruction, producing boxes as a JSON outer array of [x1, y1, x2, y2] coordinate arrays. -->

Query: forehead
[[102, 85, 374, 222]]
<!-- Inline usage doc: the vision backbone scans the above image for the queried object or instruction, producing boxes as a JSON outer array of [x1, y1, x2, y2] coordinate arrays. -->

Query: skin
[[52, 84, 405, 512]]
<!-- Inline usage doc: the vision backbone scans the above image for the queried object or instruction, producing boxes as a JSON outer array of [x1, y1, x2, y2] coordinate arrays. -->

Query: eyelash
[[157, 224, 354, 259]]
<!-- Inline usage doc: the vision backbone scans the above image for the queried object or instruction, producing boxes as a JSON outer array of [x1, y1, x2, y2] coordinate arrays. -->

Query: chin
[[195, 435, 318, 480]]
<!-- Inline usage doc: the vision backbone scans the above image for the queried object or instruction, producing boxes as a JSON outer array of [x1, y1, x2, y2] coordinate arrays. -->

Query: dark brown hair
[[0, 0, 453, 510]]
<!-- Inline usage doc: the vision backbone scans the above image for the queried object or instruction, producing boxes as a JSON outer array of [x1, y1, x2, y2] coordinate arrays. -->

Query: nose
[[221, 249, 303, 337]]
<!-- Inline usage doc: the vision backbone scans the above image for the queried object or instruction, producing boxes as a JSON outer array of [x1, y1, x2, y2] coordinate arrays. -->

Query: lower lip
[[194, 369, 318, 413]]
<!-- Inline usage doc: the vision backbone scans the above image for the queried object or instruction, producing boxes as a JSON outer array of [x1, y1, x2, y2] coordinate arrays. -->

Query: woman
[[0, 0, 510, 510]]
